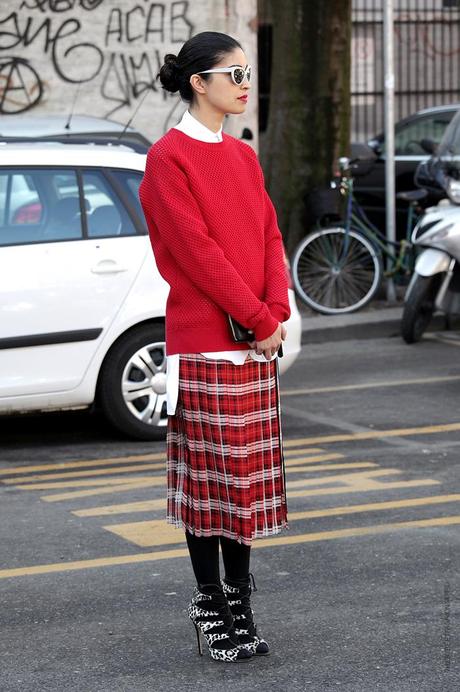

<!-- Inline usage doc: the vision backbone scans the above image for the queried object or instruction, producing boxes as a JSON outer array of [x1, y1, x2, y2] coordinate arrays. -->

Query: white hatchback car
[[0, 143, 302, 440]]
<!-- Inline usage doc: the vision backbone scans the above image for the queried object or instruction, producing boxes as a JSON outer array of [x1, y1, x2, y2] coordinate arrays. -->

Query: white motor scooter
[[402, 191, 460, 343]]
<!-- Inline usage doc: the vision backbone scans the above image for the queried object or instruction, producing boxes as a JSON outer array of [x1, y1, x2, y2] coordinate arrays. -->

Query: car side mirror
[[350, 142, 378, 162], [420, 138, 438, 155], [367, 138, 383, 157]]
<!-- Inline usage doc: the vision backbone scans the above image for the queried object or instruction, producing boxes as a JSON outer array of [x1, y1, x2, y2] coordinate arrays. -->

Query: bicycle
[[291, 156, 427, 314]]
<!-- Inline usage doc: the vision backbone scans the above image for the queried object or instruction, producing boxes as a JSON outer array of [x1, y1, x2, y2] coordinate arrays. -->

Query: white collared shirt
[[166, 110, 277, 415], [174, 108, 224, 143]]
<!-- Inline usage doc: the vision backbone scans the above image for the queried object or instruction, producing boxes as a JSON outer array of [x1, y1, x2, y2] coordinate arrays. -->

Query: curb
[[299, 305, 448, 344], [302, 317, 401, 343]]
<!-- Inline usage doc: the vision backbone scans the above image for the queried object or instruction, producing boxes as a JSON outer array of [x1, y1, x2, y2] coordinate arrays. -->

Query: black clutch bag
[[227, 315, 284, 357], [228, 315, 254, 343]]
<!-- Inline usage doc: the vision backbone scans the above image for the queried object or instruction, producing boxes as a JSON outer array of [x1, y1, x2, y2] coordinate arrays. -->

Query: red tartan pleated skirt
[[166, 354, 288, 545]]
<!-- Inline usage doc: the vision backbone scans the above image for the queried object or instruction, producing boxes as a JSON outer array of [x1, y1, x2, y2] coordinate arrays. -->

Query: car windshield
[[437, 109, 460, 156]]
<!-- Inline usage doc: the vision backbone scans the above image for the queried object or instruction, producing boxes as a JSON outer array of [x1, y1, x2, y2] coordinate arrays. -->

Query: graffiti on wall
[[0, 56, 44, 113], [0, 0, 195, 116]]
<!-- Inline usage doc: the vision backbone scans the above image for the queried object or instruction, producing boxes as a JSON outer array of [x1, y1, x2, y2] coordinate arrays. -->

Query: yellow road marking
[[3, 452, 334, 483], [284, 452, 343, 463], [0, 452, 166, 476], [72, 499, 168, 517], [282, 421, 460, 447], [2, 462, 165, 484], [281, 448, 325, 458], [286, 462, 377, 473], [1, 515, 459, 579], [14, 477, 160, 490], [72, 476, 443, 518], [288, 493, 460, 520], [286, 468, 398, 489], [42, 469, 439, 503], [41, 479, 160, 502], [4, 462, 364, 493], [105, 519, 183, 546], [13, 465, 377, 491], [255, 515, 460, 548], [7, 459, 369, 490], [0, 448, 325, 478], [281, 375, 460, 397], [287, 479, 438, 498], [103, 494, 460, 548], [0, 549, 191, 579]]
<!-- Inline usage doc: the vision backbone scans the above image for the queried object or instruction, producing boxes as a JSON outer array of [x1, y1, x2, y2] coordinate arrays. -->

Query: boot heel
[[193, 621, 203, 656]]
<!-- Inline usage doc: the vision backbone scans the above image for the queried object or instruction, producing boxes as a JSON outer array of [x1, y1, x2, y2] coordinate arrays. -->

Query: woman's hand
[[249, 323, 287, 360]]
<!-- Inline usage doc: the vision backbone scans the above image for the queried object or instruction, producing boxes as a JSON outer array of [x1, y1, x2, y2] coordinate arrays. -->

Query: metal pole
[[383, 0, 396, 302]]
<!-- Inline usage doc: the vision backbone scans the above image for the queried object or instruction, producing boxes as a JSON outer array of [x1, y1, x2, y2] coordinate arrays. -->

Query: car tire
[[401, 274, 441, 344], [98, 323, 168, 440]]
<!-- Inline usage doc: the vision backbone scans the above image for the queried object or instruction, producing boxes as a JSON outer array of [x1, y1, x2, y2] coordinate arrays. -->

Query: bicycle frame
[[332, 164, 419, 278]]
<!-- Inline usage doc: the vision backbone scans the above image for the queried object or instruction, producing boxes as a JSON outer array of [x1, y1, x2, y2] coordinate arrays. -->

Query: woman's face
[[194, 47, 251, 115]]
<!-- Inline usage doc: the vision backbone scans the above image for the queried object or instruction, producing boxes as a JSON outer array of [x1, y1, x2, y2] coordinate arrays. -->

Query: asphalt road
[[0, 331, 459, 692]]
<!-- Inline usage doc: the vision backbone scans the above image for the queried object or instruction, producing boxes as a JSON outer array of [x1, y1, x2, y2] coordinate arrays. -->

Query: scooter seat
[[396, 189, 428, 203]]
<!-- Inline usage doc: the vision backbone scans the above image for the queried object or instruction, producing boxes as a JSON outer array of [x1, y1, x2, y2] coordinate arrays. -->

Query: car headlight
[[447, 178, 460, 204]]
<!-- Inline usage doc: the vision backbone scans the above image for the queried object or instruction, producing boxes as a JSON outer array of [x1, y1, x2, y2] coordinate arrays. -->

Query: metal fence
[[352, 0, 460, 141]]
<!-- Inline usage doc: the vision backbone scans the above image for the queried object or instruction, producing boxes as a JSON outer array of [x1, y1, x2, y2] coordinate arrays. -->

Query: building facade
[[351, 0, 460, 139]]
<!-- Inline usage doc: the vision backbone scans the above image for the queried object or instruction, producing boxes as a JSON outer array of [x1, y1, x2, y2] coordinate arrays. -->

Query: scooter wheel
[[401, 274, 441, 344]]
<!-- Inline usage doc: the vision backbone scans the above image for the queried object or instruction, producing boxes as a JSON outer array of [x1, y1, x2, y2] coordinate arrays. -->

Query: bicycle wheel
[[292, 226, 383, 314]]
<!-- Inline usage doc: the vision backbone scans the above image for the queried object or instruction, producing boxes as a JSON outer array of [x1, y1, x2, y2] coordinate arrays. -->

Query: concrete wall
[[0, 0, 258, 147]]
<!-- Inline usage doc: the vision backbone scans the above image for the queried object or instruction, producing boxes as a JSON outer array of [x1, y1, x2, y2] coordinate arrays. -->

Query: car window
[[0, 173, 40, 229], [0, 169, 82, 246], [82, 170, 137, 238], [393, 112, 455, 155], [438, 109, 460, 156], [110, 169, 145, 228]]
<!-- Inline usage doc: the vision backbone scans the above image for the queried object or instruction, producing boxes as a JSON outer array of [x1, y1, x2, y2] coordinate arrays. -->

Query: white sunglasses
[[197, 65, 252, 86]]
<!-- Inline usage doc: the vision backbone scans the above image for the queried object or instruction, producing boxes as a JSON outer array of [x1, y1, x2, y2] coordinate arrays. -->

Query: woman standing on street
[[139, 31, 290, 663]]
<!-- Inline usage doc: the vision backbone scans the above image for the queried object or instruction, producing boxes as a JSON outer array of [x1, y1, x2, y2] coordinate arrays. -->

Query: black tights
[[185, 531, 250, 586]]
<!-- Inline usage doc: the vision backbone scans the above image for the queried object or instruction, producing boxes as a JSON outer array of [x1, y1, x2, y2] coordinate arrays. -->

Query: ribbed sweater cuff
[[268, 303, 290, 324], [253, 311, 279, 342]]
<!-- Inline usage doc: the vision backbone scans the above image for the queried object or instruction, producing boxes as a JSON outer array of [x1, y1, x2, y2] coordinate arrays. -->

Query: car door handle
[[91, 260, 128, 274]]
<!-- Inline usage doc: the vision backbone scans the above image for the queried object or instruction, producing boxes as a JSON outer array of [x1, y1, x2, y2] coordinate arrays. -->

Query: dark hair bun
[[159, 53, 181, 93]]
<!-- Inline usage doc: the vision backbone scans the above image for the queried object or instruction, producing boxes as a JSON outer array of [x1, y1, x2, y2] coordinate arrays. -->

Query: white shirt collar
[[174, 109, 223, 143]]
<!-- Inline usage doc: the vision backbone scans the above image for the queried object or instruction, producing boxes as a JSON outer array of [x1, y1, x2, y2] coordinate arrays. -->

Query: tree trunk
[[259, 0, 352, 253]]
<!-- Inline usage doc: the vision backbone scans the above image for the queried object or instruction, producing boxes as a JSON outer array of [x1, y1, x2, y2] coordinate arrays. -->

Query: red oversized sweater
[[139, 128, 290, 355]]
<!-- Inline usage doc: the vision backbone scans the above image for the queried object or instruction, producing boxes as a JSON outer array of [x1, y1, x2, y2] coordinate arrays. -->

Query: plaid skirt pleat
[[166, 354, 288, 545]]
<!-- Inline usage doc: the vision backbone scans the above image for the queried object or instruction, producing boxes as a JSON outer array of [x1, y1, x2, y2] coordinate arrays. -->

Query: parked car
[[351, 104, 460, 236], [0, 143, 302, 440], [413, 106, 460, 200], [0, 114, 151, 153]]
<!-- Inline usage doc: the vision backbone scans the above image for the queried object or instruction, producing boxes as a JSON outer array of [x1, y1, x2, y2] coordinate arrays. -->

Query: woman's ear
[[190, 74, 207, 96]]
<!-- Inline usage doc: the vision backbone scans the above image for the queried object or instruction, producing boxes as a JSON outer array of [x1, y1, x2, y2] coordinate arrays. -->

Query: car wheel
[[98, 323, 168, 440], [401, 274, 441, 344]]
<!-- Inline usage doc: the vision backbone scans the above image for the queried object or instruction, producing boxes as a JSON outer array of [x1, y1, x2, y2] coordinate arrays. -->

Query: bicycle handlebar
[[337, 156, 366, 173]]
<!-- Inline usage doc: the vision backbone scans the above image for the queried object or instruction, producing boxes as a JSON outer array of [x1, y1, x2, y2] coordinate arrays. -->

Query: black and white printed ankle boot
[[187, 583, 253, 662], [222, 574, 270, 656]]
